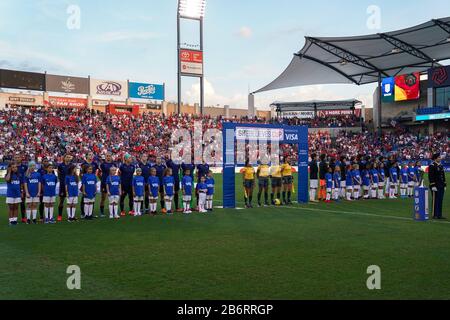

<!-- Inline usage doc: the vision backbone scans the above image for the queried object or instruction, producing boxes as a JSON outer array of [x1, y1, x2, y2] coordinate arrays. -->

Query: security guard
[[428, 153, 447, 220]]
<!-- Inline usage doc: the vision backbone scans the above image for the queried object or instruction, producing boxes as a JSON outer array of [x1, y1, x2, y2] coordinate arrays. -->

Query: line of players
[[5, 152, 215, 225], [309, 154, 424, 203]]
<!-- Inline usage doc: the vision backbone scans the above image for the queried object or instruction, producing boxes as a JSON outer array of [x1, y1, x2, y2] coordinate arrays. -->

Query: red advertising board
[[180, 49, 203, 76], [47, 97, 88, 108], [317, 109, 362, 118]]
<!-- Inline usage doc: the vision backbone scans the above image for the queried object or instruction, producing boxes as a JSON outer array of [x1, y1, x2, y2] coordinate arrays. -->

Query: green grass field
[[0, 174, 449, 300]]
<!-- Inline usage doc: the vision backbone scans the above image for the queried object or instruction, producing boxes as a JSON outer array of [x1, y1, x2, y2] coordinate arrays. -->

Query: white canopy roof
[[255, 17, 450, 93]]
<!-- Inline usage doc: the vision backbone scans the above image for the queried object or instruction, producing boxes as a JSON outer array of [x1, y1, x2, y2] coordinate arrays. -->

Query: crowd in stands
[[0, 107, 448, 165]]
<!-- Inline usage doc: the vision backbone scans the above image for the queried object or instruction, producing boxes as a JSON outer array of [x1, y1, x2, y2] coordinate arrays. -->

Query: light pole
[[177, 0, 206, 115]]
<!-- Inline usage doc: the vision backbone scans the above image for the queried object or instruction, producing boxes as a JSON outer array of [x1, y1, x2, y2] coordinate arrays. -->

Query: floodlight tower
[[177, 0, 206, 115]]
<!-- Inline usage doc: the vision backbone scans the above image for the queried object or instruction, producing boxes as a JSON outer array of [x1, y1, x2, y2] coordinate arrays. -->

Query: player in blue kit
[[80, 152, 99, 218], [152, 156, 167, 213], [181, 169, 193, 214], [345, 165, 354, 201], [205, 170, 215, 211], [138, 154, 152, 214], [389, 161, 399, 199], [24, 161, 41, 224], [378, 162, 386, 199], [132, 168, 146, 216], [106, 167, 121, 219], [13, 154, 28, 223], [163, 168, 175, 214], [41, 163, 58, 224], [65, 165, 80, 222], [100, 153, 116, 218], [370, 163, 380, 199], [333, 166, 341, 202], [400, 164, 409, 199], [82, 165, 97, 220], [407, 162, 417, 198], [352, 164, 362, 200], [324, 168, 333, 203], [6, 163, 22, 225], [362, 166, 371, 199], [148, 168, 160, 215]]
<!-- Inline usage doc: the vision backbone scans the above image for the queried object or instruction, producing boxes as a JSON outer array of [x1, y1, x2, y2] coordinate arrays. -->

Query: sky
[[0, 0, 449, 110]]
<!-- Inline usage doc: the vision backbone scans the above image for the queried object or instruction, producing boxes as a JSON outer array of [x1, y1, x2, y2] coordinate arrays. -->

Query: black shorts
[[101, 182, 108, 193], [258, 178, 269, 188], [271, 177, 282, 188], [244, 179, 254, 189], [283, 176, 294, 185], [59, 186, 67, 198]]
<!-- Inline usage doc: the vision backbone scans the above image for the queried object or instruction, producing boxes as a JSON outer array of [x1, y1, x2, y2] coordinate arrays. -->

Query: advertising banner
[[395, 73, 420, 101], [235, 127, 284, 142], [428, 66, 450, 88], [414, 187, 429, 221], [382, 77, 395, 102], [47, 96, 87, 108], [46, 74, 89, 94], [1, 93, 44, 106], [180, 49, 203, 76], [281, 111, 315, 119], [90, 79, 128, 100], [0, 69, 45, 91], [128, 82, 164, 100], [317, 109, 362, 118]]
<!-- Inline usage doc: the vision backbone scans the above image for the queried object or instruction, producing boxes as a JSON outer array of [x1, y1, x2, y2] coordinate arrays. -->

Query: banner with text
[[180, 49, 203, 76], [47, 96, 88, 108], [129, 82, 164, 100], [46, 74, 89, 94], [90, 79, 128, 100]]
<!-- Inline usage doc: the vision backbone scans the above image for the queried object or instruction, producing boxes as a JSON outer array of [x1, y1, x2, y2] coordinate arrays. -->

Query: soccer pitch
[[0, 174, 449, 300]]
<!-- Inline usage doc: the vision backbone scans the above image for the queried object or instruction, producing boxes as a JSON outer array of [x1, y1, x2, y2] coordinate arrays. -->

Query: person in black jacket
[[309, 154, 319, 202], [428, 153, 447, 220], [319, 154, 328, 201]]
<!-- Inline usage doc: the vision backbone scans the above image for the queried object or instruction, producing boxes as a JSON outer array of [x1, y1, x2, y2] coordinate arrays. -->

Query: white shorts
[[353, 185, 361, 191], [149, 195, 159, 201], [43, 196, 56, 204], [109, 195, 120, 204], [378, 182, 385, 187], [340, 181, 346, 188], [310, 179, 318, 189], [206, 195, 213, 201], [408, 182, 415, 187], [84, 198, 95, 204], [183, 195, 192, 202], [400, 183, 407, 189], [134, 196, 144, 201], [326, 188, 332, 193], [6, 197, 22, 204], [372, 183, 378, 188], [164, 195, 174, 201], [26, 197, 40, 204], [363, 185, 370, 191], [346, 186, 353, 191], [67, 197, 78, 205]]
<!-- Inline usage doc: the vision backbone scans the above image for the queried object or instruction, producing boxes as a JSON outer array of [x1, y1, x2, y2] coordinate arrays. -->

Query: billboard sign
[[47, 96, 88, 108], [416, 112, 450, 121], [281, 111, 315, 119], [180, 49, 203, 76], [128, 82, 164, 100], [236, 127, 284, 142], [428, 66, 450, 88], [382, 77, 395, 102], [317, 109, 362, 118], [90, 79, 128, 100], [0, 69, 45, 91], [46, 75, 89, 94], [395, 73, 420, 101]]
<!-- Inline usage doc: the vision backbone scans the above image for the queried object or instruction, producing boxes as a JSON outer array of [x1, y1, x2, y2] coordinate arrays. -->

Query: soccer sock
[[277, 192, 281, 201], [257, 192, 262, 205], [32, 209, 37, 220], [26, 209, 31, 220], [310, 189, 316, 201], [166, 201, 172, 212], [134, 202, 138, 214], [264, 192, 268, 204], [84, 204, 90, 217], [282, 192, 286, 203], [49, 207, 54, 220], [287, 191, 291, 202], [326, 192, 331, 201], [249, 195, 253, 204], [67, 208, 71, 219], [271, 193, 274, 203], [109, 205, 114, 217], [346, 191, 351, 200]]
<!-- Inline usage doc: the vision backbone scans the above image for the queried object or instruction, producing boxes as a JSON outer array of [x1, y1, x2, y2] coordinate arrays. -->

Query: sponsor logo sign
[[382, 77, 395, 102], [46, 75, 89, 94], [281, 111, 315, 119], [236, 127, 284, 142], [317, 109, 362, 118], [180, 49, 203, 76], [90, 79, 128, 100], [428, 66, 450, 88], [47, 97, 87, 108], [128, 82, 164, 100]]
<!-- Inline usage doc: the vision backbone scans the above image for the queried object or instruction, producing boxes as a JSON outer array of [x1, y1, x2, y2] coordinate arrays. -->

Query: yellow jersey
[[270, 165, 282, 178], [281, 163, 293, 177], [242, 167, 255, 180], [257, 165, 270, 178]]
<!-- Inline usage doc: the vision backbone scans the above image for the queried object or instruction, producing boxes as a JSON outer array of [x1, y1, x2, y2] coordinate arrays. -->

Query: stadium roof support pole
[[377, 73, 382, 136], [177, 12, 181, 115]]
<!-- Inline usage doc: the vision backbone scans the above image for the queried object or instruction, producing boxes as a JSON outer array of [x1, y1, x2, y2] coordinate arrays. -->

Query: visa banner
[[129, 82, 165, 100], [382, 77, 395, 102]]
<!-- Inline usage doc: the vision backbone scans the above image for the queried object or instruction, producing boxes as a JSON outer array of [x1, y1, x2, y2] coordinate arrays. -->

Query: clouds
[[97, 31, 161, 43], [236, 26, 253, 38]]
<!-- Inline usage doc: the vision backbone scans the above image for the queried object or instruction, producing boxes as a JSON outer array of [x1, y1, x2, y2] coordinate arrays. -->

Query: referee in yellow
[[256, 159, 270, 207], [242, 159, 256, 208], [281, 157, 294, 205], [270, 159, 282, 205]]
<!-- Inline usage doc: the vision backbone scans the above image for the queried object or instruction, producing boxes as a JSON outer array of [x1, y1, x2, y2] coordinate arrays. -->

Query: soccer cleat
[[129, 211, 135, 216], [161, 208, 167, 214], [120, 211, 126, 217], [57, 216, 63, 222], [26, 219, 31, 225], [21, 218, 27, 224], [32, 219, 37, 225]]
